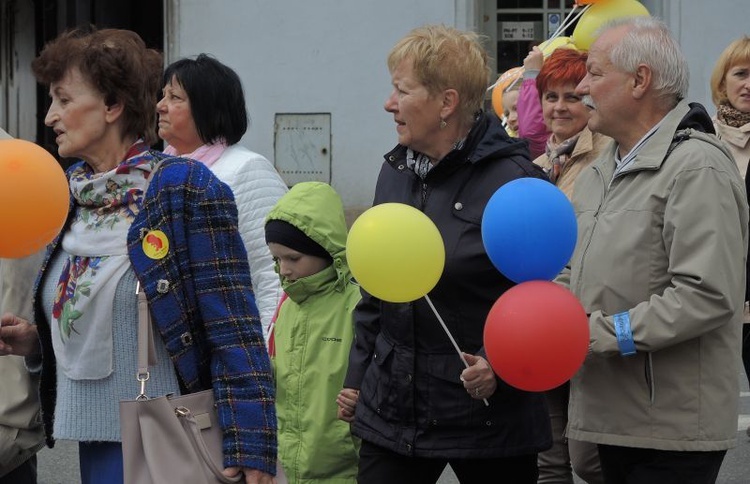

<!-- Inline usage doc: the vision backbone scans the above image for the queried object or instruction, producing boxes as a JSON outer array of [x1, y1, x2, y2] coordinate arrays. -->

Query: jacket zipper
[[574, 160, 660, 293], [576, 163, 658, 405], [573, 167, 607, 295]]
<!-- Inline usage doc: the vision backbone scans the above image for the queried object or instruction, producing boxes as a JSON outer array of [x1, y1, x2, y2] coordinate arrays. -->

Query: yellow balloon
[[491, 66, 523, 119], [571, 0, 650, 51], [347, 203, 445, 303], [539, 36, 578, 56]]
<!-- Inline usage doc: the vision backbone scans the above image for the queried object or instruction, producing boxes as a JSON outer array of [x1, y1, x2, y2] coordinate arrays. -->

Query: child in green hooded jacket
[[265, 181, 360, 484]]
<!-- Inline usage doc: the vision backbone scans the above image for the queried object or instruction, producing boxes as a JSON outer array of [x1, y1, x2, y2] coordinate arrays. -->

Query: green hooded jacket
[[266, 182, 360, 483]]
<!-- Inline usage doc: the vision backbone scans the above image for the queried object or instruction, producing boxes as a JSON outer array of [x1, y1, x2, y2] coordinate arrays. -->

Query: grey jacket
[[0, 253, 46, 476], [559, 101, 749, 451], [0, 127, 45, 477]]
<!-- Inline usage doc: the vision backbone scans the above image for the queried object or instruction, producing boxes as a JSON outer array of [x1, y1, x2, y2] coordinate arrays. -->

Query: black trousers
[[742, 324, 750, 388], [598, 444, 726, 484], [357, 439, 538, 484], [0, 456, 37, 484]]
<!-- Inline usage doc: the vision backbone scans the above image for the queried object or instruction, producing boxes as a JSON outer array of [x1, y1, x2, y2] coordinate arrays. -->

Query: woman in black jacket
[[337, 24, 551, 484]]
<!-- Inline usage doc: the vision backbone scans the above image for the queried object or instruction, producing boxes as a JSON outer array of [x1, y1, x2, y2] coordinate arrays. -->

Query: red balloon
[[484, 281, 589, 392]]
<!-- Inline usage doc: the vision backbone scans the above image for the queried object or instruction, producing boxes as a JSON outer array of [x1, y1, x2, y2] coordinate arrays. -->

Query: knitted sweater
[[41, 250, 180, 442]]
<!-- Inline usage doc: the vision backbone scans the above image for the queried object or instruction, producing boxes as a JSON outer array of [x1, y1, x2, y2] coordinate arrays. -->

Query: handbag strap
[[135, 285, 157, 400], [134, 155, 167, 400]]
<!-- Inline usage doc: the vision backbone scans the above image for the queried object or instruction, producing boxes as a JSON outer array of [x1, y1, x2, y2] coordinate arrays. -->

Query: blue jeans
[[79, 442, 123, 484]]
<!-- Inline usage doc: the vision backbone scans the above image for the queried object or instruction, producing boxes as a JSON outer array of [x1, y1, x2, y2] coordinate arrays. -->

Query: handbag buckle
[[175, 406, 191, 418], [136, 371, 150, 401]]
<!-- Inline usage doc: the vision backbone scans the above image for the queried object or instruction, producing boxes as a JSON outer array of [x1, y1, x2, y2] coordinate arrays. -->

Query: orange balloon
[[0, 139, 69, 258], [491, 66, 523, 119]]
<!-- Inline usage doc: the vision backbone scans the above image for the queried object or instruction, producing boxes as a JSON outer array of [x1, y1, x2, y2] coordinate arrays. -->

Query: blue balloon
[[481, 178, 577, 283]]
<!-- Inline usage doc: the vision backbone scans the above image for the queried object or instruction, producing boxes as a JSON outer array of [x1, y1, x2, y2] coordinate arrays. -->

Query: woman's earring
[[440, 119, 447, 129]]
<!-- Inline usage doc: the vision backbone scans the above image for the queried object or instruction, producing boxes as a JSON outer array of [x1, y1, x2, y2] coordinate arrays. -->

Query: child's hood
[[265, 181, 348, 263]]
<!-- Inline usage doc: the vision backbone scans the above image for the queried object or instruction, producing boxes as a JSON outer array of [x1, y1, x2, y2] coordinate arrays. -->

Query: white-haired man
[[560, 17, 749, 484]]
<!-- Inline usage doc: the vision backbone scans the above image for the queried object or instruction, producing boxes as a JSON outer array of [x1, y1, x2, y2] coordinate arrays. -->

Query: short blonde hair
[[710, 36, 750, 108], [387, 24, 490, 123]]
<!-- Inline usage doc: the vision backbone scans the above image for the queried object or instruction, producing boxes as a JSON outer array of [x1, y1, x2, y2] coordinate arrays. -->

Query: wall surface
[[663, 0, 747, 115], [170, 0, 460, 214], [0, 0, 37, 141], [0, 0, 744, 220]]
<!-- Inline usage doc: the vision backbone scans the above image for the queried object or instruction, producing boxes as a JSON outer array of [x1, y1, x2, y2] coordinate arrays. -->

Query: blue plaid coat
[[33, 152, 277, 474]]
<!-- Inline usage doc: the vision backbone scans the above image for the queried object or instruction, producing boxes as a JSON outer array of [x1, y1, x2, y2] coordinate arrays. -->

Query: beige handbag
[[119, 284, 241, 484]]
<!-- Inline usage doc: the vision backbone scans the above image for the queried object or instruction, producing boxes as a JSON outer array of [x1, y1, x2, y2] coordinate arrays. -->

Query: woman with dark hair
[[157, 54, 288, 343], [0, 29, 276, 484]]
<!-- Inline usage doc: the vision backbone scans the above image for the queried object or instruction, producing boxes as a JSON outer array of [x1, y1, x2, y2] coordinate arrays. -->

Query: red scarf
[[267, 292, 288, 357]]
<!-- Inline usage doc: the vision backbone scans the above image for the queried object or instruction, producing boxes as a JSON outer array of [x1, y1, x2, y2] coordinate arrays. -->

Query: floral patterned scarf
[[51, 141, 155, 380]]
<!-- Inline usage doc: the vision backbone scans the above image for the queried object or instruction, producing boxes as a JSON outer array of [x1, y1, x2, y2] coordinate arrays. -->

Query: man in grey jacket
[[0, 255, 46, 484], [560, 17, 749, 484], [0, 128, 45, 483]]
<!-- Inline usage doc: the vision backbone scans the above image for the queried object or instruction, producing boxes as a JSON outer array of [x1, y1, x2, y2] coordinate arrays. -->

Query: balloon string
[[487, 4, 590, 93], [504, 72, 523, 93], [549, 4, 590, 43], [424, 294, 490, 407], [548, 4, 578, 40]]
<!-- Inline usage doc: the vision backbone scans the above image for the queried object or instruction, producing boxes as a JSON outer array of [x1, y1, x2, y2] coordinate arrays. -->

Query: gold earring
[[440, 119, 447, 129]]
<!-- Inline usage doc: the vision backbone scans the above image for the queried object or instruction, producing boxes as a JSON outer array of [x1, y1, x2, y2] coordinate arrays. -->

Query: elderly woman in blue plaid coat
[[0, 28, 276, 484]]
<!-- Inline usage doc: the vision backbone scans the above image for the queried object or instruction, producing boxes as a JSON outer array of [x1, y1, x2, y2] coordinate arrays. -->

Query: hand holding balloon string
[[490, 0, 650, 98], [425, 295, 490, 406], [347, 204, 489, 405], [491, 2, 588, 93]]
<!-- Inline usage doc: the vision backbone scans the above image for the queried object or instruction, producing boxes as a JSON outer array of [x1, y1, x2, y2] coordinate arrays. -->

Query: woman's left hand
[[223, 467, 275, 484], [523, 46, 544, 72], [460, 352, 498, 400]]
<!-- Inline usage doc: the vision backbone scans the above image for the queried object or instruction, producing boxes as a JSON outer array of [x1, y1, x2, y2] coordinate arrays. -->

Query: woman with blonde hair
[[338, 24, 550, 484], [710, 36, 750, 177], [710, 36, 750, 436]]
